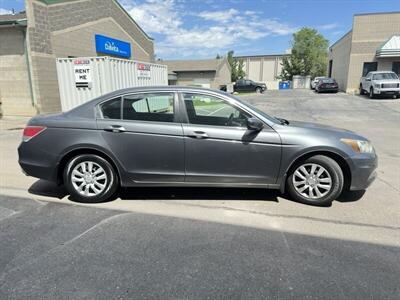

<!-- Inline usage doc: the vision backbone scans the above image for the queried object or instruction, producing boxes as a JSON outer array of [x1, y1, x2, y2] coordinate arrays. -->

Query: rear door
[[97, 92, 185, 183], [180, 92, 281, 185]]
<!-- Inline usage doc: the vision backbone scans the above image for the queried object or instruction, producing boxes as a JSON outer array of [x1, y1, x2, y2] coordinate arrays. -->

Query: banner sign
[[95, 34, 131, 58], [137, 63, 151, 78], [73, 60, 91, 88]]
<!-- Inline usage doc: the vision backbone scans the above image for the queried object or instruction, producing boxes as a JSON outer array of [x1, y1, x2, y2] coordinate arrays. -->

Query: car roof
[[64, 86, 233, 118], [368, 71, 396, 74]]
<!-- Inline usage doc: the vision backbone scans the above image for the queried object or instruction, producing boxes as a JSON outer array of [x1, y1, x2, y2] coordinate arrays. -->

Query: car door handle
[[187, 131, 208, 139], [104, 125, 126, 133]]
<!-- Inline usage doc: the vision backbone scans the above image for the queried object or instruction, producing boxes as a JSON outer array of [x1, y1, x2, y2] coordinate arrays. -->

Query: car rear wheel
[[63, 154, 119, 203], [287, 155, 344, 206]]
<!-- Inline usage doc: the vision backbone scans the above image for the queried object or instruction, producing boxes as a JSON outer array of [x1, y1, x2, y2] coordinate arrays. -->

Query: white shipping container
[[56, 56, 168, 111]]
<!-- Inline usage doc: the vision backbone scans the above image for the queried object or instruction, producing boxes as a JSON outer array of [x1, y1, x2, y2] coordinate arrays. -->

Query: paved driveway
[[0, 90, 399, 299]]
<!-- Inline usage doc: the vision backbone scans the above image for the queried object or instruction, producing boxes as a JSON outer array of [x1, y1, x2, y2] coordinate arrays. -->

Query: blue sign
[[95, 34, 131, 58]]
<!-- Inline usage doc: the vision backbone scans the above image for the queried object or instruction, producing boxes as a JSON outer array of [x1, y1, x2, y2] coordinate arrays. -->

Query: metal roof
[[0, 12, 27, 26], [376, 35, 400, 57]]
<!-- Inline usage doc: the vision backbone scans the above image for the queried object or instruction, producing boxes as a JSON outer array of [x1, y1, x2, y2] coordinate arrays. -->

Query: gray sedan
[[18, 86, 377, 206]]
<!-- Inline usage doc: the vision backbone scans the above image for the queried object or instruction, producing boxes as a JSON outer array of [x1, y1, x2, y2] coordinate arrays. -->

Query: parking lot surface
[[0, 90, 399, 299]]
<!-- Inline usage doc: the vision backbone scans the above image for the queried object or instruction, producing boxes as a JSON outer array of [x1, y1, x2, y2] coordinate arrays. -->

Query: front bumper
[[347, 154, 378, 191], [374, 88, 400, 95]]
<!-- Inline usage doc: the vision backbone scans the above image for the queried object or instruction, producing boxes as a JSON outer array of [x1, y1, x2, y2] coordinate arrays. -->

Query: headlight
[[374, 83, 381, 88], [341, 139, 374, 153]]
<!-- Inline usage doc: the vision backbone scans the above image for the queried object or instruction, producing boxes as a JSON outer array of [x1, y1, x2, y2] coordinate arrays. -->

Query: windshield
[[229, 94, 281, 124], [321, 79, 336, 83], [372, 73, 398, 80]]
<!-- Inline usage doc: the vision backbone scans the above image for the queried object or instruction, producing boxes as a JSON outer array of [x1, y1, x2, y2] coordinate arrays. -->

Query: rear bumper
[[319, 87, 338, 92], [18, 142, 59, 182], [347, 154, 378, 191]]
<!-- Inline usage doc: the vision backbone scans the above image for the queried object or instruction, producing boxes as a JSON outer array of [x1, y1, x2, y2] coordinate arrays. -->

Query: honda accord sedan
[[18, 86, 377, 206]]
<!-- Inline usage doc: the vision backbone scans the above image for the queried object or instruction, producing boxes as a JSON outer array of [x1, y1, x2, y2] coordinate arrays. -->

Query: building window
[[362, 62, 377, 77], [328, 60, 333, 77], [392, 62, 400, 76]]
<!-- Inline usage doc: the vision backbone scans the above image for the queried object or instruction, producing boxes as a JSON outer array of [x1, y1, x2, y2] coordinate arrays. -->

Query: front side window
[[123, 93, 175, 122], [100, 97, 121, 119], [183, 93, 251, 127]]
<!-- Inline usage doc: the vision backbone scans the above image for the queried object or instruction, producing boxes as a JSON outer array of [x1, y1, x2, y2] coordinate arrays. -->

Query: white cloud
[[123, 0, 297, 59], [0, 8, 12, 15], [124, 0, 182, 34], [198, 8, 238, 23], [319, 23, 339, 30]]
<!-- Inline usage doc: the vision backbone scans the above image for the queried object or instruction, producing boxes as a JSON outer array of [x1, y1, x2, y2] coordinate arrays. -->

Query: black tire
[[359, 84, 365, 95], [369, 87, 375, 99], [63, 154, 119, 203], [287, 155, 344, 206], [255, 87, 262, 94]]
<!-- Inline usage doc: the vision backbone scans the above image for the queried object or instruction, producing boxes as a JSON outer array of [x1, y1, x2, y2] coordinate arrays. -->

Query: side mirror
[[247, 117, 264, 131], [365, 78, 371, 81]]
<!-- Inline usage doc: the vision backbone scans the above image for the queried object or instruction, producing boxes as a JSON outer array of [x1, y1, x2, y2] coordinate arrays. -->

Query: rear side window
[[100, 97, 121, 119], [123, 93, 175, 123]]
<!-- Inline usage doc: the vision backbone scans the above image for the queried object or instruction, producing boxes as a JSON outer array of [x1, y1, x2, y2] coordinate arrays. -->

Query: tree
[[216, 53, 222, 59], [227, 50, 246, 82], [280, 28, 329, 80]]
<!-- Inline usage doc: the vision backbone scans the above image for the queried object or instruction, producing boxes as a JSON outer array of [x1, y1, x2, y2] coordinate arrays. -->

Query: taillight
[[22, 126, 46, 142]]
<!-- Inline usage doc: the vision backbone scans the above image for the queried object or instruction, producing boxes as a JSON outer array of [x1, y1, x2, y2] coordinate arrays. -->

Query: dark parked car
[[18, 86, 377, 206], [233, 79, 267, 93], [315, 78, 339, 93]]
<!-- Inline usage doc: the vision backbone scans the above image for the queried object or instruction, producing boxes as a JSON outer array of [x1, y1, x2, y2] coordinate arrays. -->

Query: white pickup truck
[[360, 71, 400, 98]]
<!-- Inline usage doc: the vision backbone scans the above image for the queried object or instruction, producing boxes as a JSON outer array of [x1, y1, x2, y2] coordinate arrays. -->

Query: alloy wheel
[[71, 161, 108, 197], [292, 163, 332, 199]]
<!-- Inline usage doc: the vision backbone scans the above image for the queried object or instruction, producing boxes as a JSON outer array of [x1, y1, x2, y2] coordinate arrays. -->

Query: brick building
[[329, 12, 400, 93], [0, 0, 154, 116]]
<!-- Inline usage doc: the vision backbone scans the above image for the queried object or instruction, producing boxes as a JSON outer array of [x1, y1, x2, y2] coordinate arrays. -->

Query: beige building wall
[[347, 13, 400, 93], [51, 18, 150, 61], [214, 60, 231, 88], [328, 31, 352, 91], [24, 0, 154, 114], [175, 71, 216, 88], [330, 12, 400, 94], [240, 55, 287, 90], [0, 27, 35, 116]]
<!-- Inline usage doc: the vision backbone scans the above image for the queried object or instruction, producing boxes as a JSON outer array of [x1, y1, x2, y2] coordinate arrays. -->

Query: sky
[[1, 0, 399, 59]]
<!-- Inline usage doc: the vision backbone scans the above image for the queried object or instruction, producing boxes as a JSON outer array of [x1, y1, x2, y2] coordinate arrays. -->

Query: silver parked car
[[18, 86, 377, 206]]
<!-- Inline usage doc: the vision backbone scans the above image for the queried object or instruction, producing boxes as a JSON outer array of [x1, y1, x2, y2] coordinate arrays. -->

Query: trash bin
[[279, 81, 290, 90]]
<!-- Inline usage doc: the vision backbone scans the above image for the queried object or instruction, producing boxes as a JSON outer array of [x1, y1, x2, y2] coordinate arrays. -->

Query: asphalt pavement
[[0, 89, 399, 299]]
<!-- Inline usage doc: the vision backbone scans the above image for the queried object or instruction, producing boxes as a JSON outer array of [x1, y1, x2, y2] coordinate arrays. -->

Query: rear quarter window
[[100, 97, 122, 119]]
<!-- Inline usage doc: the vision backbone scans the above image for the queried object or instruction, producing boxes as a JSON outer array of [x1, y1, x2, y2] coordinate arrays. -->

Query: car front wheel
[[63, 154, 119, 203], [255, 87, 262, 93], [287, 155, 344, 206], [369, 88, 375, 99]]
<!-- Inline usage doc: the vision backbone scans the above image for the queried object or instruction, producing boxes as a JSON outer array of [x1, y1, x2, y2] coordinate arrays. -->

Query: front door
[[96, 92, 185, 183], [180, 92, 281, 185]]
